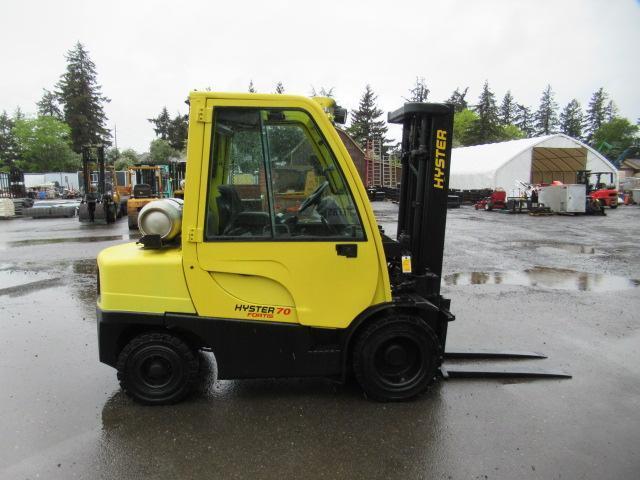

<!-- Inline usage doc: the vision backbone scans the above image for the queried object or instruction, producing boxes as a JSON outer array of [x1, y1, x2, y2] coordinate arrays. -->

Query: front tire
[[353, 316, 441, 401], [116, 332, 199, 405]]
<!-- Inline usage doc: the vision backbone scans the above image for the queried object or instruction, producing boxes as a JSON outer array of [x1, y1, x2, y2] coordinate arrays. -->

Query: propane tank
[[138, 198, 183, 241]]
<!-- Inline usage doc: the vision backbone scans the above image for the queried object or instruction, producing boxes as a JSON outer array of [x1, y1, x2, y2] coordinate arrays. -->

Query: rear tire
[[116, 332, 199, 405], [353, 315, 440, 401]]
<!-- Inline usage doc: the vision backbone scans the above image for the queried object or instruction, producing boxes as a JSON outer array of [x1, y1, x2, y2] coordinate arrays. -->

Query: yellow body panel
[[97, 243, 195, 314], [98, 92, 391, 330]]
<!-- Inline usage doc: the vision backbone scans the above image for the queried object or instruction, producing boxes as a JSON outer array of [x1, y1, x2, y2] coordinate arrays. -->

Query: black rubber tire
[[609, 204, 618, 209], [116, 332, 199, 405], [353, 315, 440, 401]]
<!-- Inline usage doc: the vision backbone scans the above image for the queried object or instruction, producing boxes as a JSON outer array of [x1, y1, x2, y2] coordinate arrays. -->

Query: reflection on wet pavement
[[2, 233, 140, 248], [445, 267, 640, 292], [507, 240, 597, 254]]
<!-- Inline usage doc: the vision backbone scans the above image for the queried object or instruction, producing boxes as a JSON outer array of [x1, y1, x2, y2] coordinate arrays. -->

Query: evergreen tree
[[167, 113, 188, 151], [310, 86, 335, 98], [37, 89, 63, 119], [467, 81, 502, 145], [346, 85, 388, 148], [604, 100, 618, 122], [275, 82, 285, 94], [55, 42, 110, 152], [499, 90, 517, 126], [585, 87, 609, 143], [446, 87, 469, 113], [148, 107, 171, 139], [248, 80, 256, 93], [559, 99, 585, 140], [405, 77, 429, 102], [515, 104, 535, 137], [534, 84, 559, 135], [0, 111, 19, 168]]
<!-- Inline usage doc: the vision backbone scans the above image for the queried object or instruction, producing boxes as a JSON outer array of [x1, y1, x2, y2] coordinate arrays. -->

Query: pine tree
[[405, 77, 429, 102], [0, 110, 19, 167], [604, 100, 618, 122], [446, 87, 469, 113], [515, 104, 535, 137], [585, 88, 608, 143], [55, 42, 110, 152], [467, 81, 502, 145], [37, 89, 63, 119], [248, 80, 256, 93], [148, 107, 171, 139], [346, 85, 388, 148], [167, 113, 188, 151], [275, 82, 285, 94], [499, 91, 517, 126], [559, 99, 585, 140], [310, 86, 335, 98], [534, 85, 559, 135]]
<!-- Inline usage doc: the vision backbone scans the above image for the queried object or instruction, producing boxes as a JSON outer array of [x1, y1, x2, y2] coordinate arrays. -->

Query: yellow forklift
[[96, 93, 569, 404], [126, 165, 164, 229]]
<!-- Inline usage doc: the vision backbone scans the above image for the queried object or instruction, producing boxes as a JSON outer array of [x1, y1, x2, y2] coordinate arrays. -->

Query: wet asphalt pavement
[[1, 202, 639, 479]]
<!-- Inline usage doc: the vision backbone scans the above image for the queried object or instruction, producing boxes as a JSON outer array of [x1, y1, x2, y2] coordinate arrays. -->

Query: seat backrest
[[217, 184, 243, 232], [133, 183, 152, 198]]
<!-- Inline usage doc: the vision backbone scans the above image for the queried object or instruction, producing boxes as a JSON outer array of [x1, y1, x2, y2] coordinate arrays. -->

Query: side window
[[205, 108, 364, 241], [264, 110, 364, 239], [206, 109, 272, 239]]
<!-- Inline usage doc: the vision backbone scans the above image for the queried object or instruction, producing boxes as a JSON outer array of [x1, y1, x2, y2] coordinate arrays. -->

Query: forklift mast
[[388, 103, 455, 301], [81, 145, 106, 198]]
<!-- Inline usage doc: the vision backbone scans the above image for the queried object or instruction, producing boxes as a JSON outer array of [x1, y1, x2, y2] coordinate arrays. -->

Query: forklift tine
[[444, 350, 547, 360], [440, 365, 571, 380]]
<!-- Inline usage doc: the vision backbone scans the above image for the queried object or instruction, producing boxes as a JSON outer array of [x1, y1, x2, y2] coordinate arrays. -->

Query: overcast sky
[[1, 0, 638, 152]]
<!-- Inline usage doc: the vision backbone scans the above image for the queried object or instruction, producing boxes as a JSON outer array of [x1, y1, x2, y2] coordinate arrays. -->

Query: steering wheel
[[298, 180, 330, 213]]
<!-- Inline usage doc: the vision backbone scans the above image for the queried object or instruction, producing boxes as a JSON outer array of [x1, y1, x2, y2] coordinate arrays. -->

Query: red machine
[[577, 171, 618, 209], [474, 189, 506, 211]]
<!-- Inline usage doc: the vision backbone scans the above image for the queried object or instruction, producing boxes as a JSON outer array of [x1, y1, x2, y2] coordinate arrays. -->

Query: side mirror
[[333, 107, 347, 125]]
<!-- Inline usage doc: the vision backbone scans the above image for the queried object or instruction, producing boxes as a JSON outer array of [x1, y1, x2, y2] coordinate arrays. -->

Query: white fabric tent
[[450, 134, 617, 191]]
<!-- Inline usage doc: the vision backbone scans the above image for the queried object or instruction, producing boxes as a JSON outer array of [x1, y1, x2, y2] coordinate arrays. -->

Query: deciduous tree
[[12, 116, 80, 171]]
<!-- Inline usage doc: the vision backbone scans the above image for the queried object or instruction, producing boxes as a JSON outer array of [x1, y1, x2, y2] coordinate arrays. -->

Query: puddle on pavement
[[444, 267, 640, 292], [507, 240, 596, 254], [3, 234, 140, 248]]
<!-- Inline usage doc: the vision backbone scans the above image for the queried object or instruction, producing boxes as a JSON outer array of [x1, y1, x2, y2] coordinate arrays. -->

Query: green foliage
[[55, 42, 110, 152], [37, 89, 63, 120], [446, 87, 469, 113], [405, 77, 429, 102], [148, 107, 171, 139], [12, 116, 80, 172], [275, 82, 285, 94], [467, 81, 502, 145], [592, 118, 639, 160], [115, 148, 139, 170], [148, 108, 188, 151], [515, 104, 535, 137], [585, 87, 609, 143], [559, 99, 585, 140], [148, 139, 180, 165], [499, 91, 517, 126], [347, 85, 388, 148], [0, 110, 19, 168], [534, 85, 559, 135], [452, 109, 478, 147], [500, 124, 526, 141]]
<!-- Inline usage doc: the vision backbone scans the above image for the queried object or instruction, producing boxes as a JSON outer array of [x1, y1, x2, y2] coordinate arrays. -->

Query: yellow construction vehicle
[[126, 165, 164, 229], [97, 92, 568, 405], [79, 145, 120, 224]]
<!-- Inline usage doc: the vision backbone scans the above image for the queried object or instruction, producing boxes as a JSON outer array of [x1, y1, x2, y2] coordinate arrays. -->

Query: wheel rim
[[372, 336, 425, 389], [129, 345, 184, 395]]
